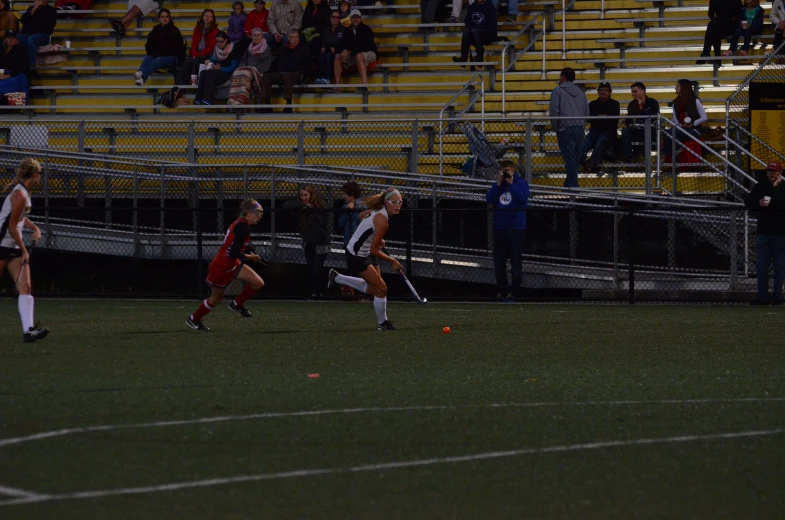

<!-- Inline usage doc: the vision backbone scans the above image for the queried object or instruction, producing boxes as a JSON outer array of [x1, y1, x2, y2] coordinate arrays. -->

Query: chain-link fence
[[2, 149, 768, 301]]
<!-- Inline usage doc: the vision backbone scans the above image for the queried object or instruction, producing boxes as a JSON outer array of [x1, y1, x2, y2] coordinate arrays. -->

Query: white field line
[[0, 486, 49, 499], [2, 398, 785, 449], [1, 428, 783, 507]]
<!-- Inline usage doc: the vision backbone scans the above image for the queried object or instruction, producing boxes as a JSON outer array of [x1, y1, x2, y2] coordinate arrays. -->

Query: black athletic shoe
[[110, 19, 126, 36], [186, 317, 210, 331], [327, 268, 339, 289], [377, 320, 398, 331], [229, 301, 252, 318], [23, 327, 49, 343]]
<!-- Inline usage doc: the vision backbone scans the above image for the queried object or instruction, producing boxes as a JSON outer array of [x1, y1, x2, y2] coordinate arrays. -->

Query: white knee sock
[[335, 274, 368, 293], [374, 296, 388, 324], [18, 295, 34, 333]]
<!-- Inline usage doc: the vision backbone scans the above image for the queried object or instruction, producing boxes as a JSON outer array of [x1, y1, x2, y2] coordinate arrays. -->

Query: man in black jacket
[[17, 0, 56, 67], [0, 30, 31, 97], [621, 82, 660, 160], [745, 161, 785, 302], [333, 10, 377, 88], [697, 0, 742, 63], [260, 30, 311, 112], [452, 0, 496, 65], [580, 81, 620, 174]]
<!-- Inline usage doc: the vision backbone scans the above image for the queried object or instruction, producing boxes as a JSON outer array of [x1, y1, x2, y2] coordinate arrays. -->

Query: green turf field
[[1, 300, 784, 519]]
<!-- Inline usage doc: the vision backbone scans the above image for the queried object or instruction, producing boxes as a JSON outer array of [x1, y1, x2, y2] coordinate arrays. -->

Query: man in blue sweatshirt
[[549, 67, 590, 188], [452, 0, 497, 65], [485, 160, 530, 298]]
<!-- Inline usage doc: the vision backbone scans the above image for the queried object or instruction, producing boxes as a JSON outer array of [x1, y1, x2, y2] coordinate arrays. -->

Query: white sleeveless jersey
[[0, 184, 32, 249], [347, 206, 388, 258]]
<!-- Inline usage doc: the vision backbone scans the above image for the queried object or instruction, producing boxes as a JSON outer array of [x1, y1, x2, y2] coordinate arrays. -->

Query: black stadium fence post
[[196, 207, 203, 296], [406, 209, 413, 278], [627, 209, 635, 305]]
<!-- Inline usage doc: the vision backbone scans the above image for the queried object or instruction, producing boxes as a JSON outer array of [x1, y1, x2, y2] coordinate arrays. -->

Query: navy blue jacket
[[485, 174, 529, 230], [465, 0, 497, 41]]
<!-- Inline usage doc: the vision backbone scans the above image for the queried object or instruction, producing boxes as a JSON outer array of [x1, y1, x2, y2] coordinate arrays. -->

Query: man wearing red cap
[[745, 161, 785, 302]]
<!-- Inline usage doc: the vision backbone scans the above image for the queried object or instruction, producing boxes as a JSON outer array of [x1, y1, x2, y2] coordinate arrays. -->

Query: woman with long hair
[[187, 199, 265, 331], [193, 30, 244, 105], [134, 9, 185, 86], [328, 187, 404, 330], [283, 185, 332, 297], [724, 0, 764, 57], [664, 79, 708, 160], [1, 158, 48, 342], [176, 9, 220, 85]]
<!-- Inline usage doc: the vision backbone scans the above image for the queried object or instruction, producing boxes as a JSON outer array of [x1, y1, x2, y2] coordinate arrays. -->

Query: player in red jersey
[[187, 199, 266, 331]]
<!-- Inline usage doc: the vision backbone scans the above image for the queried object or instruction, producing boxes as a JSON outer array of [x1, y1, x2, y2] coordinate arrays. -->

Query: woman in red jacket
[[177, 9, 219, 85]]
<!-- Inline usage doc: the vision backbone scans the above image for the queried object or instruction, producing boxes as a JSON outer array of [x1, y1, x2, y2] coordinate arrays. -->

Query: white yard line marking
[[0, 486, 48, 499], [2, 398, 784, 449], [0, 428, 783, 507]]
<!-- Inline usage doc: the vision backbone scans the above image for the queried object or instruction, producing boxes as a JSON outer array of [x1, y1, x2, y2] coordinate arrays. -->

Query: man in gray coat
[[549, 67, 589, 188], [267, 0, 303, 47]]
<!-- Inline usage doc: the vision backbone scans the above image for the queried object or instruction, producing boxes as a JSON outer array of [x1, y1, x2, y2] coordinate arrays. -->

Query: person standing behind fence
[[0, 158, 49, 342], [580, 81, 620, 176], [745, 161, 785, 303], [549, 67, 589, 188], [284, 184, 332, 297], [336, 181, 369, 296], [485, 160, 529, 299]]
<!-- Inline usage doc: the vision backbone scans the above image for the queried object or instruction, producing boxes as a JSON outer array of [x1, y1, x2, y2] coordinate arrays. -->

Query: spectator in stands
[[228, 2, 248, 43], [452, 0, 496, 66], [18, 0, 56, 67], [0, 30, 30, 99], [134, 9, 185, 86], [769, 0, 784, 55], [420, 0, 440, 26], [228, 27, 273, 106], [0, 0, 19, 34], [337, 0, 353, 27], [244, 0, 270, 38], [330, 0, 356, 8], [549, 67, 589, 188], [580, 81, 620, 175], [724, 0, 764, 57], [260, 29, 310, 112], [333, 10, 376, 89], [697, 0, 742, 63], [745, 161, 785, 303], [337, 181, 366, 296], [621, 81, 660, 160], [267, 0, 304, 48], [315, 10, 344, 83], [194, 30, 243, 105], [485, 160, 529, 298], [302, 0, 332, 58], [176, 9, 219, 86], [663, 79, 707, 157], [110, 0, 160, 38], [283, 184, 332, 298]]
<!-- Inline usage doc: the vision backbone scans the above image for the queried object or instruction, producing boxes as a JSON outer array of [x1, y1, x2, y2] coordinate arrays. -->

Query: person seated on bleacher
[[194, 31, 243, 105], [244, 0, 270, 39], [337, 0, 353, 27], [227, 27, 273, 106], [451, 0, 496, 66], [18, 0, 56, 67], [0, 0, 19, 34], [110, 0, 160, 38], [134, 9, 185, 86], [663, 79, 707, 158], [580, 81, 620, 175], [621, 82, 659, 160], [333, 10, 376, 89], [267, 0, 304, 48], [0, 30, 30, 100], [260, 29, 311, 112], [315, 9, 344, 83], [302, 0, 332, 59], [769, 0, 785, 55], [724, 0, 764, 57], [228, 2, 248, 43], [176, 9, 219, 86], [697, 0, 742, 64]]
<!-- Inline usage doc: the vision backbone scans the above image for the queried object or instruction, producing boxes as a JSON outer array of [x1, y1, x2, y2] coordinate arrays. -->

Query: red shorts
[[207, 258, 242, 288]]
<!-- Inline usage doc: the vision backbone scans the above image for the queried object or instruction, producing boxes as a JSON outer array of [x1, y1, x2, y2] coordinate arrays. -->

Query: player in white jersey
[[0, 158, 49, 343], [328, 187, 404, 330]]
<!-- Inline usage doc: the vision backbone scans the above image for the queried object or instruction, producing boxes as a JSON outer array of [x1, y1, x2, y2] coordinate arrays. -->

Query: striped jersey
[[347, 206, 388, 258], [0, 184, 31, 249]]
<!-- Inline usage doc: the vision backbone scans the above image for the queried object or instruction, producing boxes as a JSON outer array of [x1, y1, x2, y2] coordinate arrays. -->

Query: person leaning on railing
[[621, 81, 659, 161], [134, 9, 185, 86]]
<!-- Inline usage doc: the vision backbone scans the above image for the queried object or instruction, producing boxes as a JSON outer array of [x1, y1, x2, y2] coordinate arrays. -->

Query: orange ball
[[442, 326, 451, 334]]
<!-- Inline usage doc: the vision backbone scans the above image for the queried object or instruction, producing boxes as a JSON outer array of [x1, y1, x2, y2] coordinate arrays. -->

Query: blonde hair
[[362, 187, 401, 211], [5, 158, 41, 190]]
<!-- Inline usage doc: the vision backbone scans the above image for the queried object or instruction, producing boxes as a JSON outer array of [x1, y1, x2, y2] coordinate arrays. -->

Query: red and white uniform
[[207, 217, 251, 288]]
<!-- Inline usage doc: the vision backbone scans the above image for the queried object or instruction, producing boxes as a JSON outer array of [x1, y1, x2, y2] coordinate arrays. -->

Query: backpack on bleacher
[[158, 87, 184, 109]]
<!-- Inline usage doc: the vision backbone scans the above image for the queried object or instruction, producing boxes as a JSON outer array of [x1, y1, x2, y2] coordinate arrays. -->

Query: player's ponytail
[[5, 158, 42, 190], [239, 198, 262, 217], [362, 187, 399, 210]]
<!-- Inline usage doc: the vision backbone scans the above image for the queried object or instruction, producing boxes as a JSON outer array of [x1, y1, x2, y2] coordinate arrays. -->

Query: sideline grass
[[1, 300, 784, 519]]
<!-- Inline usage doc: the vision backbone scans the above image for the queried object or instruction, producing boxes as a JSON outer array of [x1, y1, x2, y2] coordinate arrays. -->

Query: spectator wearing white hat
[[333, 9, 376, 89]]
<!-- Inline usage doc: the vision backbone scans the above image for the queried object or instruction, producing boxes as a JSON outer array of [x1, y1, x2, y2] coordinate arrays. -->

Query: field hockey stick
[[382, 247, 427, 304], [14, 242, 35, 292]]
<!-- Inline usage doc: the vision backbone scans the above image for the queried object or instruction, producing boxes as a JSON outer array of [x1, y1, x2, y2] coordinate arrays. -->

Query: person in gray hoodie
[[549, 67, 590, 188]]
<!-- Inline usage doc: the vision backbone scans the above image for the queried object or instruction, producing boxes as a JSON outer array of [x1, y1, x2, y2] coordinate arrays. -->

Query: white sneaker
[[134, 71, 144, 86]]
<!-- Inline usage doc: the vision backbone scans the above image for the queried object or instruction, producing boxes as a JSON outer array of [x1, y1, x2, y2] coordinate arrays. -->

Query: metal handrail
[[501, 11, 545, 113], [438, 74, 486, 175]]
